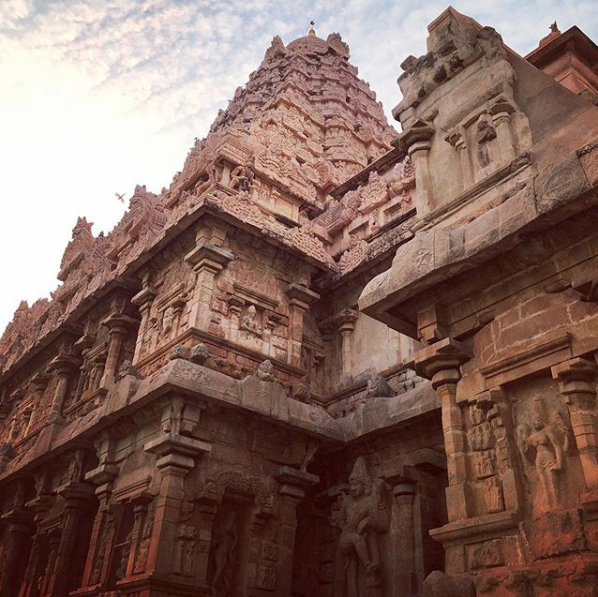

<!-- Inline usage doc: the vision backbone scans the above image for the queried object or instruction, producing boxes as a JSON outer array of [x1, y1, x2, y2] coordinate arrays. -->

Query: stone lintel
[[56, 481, 96, 503]]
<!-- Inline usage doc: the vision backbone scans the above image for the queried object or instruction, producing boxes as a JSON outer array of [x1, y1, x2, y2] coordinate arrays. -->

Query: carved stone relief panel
[[512, 376, 583, 516]]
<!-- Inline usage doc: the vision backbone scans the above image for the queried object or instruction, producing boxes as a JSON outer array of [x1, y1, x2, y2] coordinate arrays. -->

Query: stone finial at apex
[[308, 20, 316, 37], [539, 20, 561, 47]]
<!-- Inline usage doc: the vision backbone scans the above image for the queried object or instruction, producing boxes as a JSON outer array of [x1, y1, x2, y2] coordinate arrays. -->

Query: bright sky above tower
[[1, 0, 597, 336]]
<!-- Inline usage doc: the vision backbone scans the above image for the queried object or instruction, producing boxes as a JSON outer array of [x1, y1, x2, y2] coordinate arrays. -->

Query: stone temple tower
[[1, 8, 598, 597]]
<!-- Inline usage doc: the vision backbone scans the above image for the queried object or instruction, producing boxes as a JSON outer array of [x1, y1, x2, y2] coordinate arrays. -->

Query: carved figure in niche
[[176, 499, 196, 577], [117, 359, 139, 380], [517, 397, 569, 511], [91, 512, 115, 585], [210, 510, 239, 597], [161, 306, 175, 339], [468, 406, 496, 479], [475, 118, 497, 168], [334, 457, 390, 597], [133, 508, 154, 574], [68, 449, 85, 483], [240, 305, 262, 338], [230, 162, 254, 193]]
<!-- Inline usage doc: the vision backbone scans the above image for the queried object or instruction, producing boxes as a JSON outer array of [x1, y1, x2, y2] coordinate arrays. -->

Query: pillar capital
[[412, 338, 472, 387], [184, 241, 234, 272], [552, 357, 598, 396]]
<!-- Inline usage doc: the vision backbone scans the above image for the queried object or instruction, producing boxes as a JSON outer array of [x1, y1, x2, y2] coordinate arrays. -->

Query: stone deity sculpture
[[475, 118, 497, 168], [334, 457, 389, 597], [240, 305, 262, 338], [210, 510, 239, 597], [518, 397, 569, 512]]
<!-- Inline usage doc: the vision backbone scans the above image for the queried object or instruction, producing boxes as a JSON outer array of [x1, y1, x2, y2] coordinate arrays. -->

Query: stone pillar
[[144, 422, 211, 576], [47, 354, 81, 423], [274, 467, 319, 596], [446, 129, 472, 190], [19, 489, 55, 597], [132, 285, 157, 364], [400, 120, 435, 216], [196, 501, 219, 587], [81, 461, 120, 588], [45, 483, 96, 597], [0, 509, 35, 597], [184, 242, 234, 332], [413, 338, 471, 522], [387, 479, 418, 596], [100, 314, 137, 388], [490, 103, 516, 165], [227, 296, 244, 344], [285, 284, 320, 367], [28, 372, 49, 429], [553, 357, 598, 491]]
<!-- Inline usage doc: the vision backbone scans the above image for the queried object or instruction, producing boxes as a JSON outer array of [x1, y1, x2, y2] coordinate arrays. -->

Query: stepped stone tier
[[1, 8, 598, 597]]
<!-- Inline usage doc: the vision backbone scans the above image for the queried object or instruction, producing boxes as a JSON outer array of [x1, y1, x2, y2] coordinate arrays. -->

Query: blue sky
[[1, 0, 597, 335]]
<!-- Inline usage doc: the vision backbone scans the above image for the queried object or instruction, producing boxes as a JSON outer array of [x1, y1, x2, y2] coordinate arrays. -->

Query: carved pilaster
[[143, 397, 211, 577], [553, 357, 598, 492], [100, 313, 137, 388], [131, 282, 157, 364], [285, 284, 319, 367], [47, 354, 81, 423], [0, 508, 35, 597], [398, 119, 435, 216], [44, 482, 96, 597], [184, 241, 234, 332], [413, 338, 472, 521], [274, 467, 319, 597]]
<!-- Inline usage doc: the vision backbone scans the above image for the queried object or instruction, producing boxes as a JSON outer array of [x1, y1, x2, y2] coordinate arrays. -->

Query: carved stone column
[[274, 467, 319, 596], [227, 296, 244, 343], [490, 102, 516, 165], [184, 241, 234, 332], [45, 482, 96, 597], [446, 129, 473, 190], [47, 354, 81, 423], [553, 357, 598, 491], [20, 477, 55, 597], [81, 437, 120, 589], [0, 508, 35, 597], [143, 400, 211, 576], [28, 372, 49, 429], [100, 313, 137, 388], [399, 119, 435, 216], [414, 338, 471, 522], [385, 477, 418, 596], [285, 284, 319, 367], [132, 283, 157, 364]]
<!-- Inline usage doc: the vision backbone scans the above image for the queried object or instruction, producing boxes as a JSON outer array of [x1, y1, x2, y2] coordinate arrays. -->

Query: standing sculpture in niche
[[334, 457, 390, 597], [475, 118, 497, 168], [210, 510, 239, 597], [517, 397, 570, 512]]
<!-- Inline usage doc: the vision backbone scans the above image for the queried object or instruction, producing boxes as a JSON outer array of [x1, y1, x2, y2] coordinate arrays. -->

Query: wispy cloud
[[0, 0, 596, 332]]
